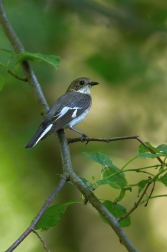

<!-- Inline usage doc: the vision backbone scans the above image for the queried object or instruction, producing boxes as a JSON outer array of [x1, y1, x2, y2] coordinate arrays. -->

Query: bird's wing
[[42, 92, 92, 135]]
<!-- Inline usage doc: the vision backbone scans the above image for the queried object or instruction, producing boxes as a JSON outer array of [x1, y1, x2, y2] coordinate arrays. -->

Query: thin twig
[[68, 135, 164, 165], [67, 135, 140, 144], [8, 69, 28, 82], [145, 180, 156, 207], [5, 176, 67, 252], [32, 230, 50, 252], [117, 181, 152, 222]]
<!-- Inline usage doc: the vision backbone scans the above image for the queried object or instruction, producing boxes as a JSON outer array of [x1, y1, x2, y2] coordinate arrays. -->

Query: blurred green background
[[1, 0, 167, 251]]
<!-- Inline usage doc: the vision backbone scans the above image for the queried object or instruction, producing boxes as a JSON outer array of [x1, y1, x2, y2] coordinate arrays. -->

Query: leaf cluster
[[34, 142, 167, 231]]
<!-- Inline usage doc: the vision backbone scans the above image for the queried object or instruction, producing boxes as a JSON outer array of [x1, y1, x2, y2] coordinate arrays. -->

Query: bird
[[25, 77, 99, 148]]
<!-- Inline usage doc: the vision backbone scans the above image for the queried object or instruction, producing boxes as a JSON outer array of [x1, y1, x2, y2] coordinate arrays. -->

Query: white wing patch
[[56, 106, 70, 119], [34, 124, 53, 146], [55, 106, 80, 120], [72, 108, 78, 118]]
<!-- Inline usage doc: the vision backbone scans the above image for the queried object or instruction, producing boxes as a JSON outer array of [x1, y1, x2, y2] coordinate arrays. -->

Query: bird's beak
[[90, 81, 99, 86]]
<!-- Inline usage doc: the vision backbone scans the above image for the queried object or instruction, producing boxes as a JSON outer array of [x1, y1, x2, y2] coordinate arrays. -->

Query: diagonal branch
[[5, 176, 67, 252], [58, 129, 139, 252], [0, 0, 49, 114], [0, 1, 138, 252]]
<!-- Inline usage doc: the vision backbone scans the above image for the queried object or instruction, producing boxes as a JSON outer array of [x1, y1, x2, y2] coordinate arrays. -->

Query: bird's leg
[[69, 127, 89, 144]]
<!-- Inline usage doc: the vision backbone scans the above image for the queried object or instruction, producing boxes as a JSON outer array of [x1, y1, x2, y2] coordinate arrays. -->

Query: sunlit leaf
[[34, 199, 76, 231], [16, 52, 60, 68], [100, 200, 131, 227], [83, 152, 113, 166]]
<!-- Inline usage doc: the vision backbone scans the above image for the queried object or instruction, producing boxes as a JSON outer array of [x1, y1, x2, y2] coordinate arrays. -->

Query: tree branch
[[0, 1, 138, 252], [58, 129, 138, 252], [5, 176, 67, 252], [0, 0, 49, 114], [68, 135, 164, 165]]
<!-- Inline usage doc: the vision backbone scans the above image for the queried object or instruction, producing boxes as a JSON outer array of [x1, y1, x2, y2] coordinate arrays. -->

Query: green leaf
[[137, 152, 164, 158], [83, 152, 127, 189], [0, 48, 60, 68], [138, 142, 160, 154], [100, 200, 131, 227], [137, 179, 150, 194], [16, 51, 60, 68], [97, 165, 127, 189], [34, 199, 76, 231], [157, 144, 167, 154], [158, 173, 167, 186], [137, 142, 166, 158], [114, 187, 132, 203], [83, 152, 113, 166]]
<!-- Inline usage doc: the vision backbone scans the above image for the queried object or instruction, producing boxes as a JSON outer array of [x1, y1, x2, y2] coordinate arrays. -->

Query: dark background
[[1, 0, 167, 251]]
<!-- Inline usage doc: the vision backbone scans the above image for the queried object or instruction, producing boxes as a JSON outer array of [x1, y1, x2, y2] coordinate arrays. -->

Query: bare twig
[[7, 69, 28, 82], [117, 181, 152, 222], [68, 135, 164, 165], [145, 180, 156, 207], [67, 135, 139, 144], [5, 176, 67, 252], [32, 230, 50, 252]]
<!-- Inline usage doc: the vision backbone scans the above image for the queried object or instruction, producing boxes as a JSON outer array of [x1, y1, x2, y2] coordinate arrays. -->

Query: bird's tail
[[24, 124, 53, 148]]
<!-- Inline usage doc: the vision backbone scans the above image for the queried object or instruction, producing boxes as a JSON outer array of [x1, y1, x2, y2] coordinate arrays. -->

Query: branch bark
[[0, 1, 138, 252], [0, 0, 49, 114], [5, 177, 67, 252]]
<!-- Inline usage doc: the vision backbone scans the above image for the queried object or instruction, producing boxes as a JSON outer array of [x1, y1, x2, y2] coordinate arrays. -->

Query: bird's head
[[66, 77, 99, 94]]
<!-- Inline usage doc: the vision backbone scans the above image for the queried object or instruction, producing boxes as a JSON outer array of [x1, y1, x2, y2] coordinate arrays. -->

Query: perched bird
[[25, 77, 98, 148]]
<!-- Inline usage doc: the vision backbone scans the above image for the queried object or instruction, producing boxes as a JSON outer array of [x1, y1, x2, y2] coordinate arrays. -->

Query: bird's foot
[[81, 134, 89, 145]]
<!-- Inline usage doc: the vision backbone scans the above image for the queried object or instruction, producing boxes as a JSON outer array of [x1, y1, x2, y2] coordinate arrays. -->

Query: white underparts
[[68, 107, 90, 128]]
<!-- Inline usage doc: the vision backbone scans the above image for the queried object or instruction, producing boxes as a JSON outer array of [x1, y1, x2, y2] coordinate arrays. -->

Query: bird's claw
[[81, 135, 89, 145]]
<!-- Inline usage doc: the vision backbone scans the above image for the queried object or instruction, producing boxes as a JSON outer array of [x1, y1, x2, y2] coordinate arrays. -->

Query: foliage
[[1, 0, 167, 252], [31, 143, 167, 231]]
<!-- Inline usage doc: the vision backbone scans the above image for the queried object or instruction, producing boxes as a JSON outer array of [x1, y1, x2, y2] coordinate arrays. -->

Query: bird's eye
[[79, 80, 84, 85]]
